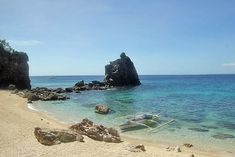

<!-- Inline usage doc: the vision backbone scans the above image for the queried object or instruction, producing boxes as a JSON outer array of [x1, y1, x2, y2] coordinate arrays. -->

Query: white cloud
[[222, 62, 235, 67], [9, 40, 43, 46]]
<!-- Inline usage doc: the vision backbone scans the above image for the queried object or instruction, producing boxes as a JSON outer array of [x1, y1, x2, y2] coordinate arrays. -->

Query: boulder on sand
[[34, 127, 84, 146], [69, 118, 121, 143]]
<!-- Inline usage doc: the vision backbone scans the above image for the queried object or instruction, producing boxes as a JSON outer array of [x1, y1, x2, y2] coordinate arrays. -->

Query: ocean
[[30, 75, 235, 152]]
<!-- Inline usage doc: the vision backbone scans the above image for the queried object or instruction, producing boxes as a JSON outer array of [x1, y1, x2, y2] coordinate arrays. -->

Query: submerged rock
[[69, 118, 121, 143], [212, 133, 235, 140], [34, 127, 84, 146], [95, 105, 110, 114], [104, 53, 141, 86], [188, 128, 209, 132]]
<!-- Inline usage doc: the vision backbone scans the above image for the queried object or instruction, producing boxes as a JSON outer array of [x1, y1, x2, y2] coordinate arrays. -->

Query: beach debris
[[211, 133, 235, 140], [34, 127, 84, 146], [127, 144, 146, 152], [183, 143, 193, 148], [188, 128, 209, 132], [69, 118, 122, 143], [166, 146, 181, 152], [104, 53, 141, 86], [95, 105, 110, 114]]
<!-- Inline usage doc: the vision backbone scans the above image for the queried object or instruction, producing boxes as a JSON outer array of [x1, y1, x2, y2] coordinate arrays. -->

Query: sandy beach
[[0, 90, 232, 157]]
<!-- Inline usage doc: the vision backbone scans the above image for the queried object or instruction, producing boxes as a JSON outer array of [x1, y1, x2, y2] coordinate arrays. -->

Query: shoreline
[[0, 90, 233, 157]]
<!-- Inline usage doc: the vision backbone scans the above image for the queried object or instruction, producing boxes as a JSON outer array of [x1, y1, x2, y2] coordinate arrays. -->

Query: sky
[[0, 0, 235, 76]]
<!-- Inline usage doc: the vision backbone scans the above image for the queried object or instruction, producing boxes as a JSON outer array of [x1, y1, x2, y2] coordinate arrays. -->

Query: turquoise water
[[30, 75, 235, 152]]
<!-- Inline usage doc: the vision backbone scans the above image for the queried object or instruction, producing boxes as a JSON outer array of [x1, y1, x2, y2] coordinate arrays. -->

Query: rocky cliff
[[104, 53, 141, 86], [0, 40, 31, 89]]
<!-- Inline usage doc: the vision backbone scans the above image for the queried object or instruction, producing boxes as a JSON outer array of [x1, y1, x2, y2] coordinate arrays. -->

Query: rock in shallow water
[[34, 127, 84, 146], [188, 128, 209, 132], [104, 53, 141, 86], [95, 105, 110, 114], [212, 133, 235, 140]]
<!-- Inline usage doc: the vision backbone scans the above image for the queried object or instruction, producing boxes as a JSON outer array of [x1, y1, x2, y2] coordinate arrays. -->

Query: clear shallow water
[[30, 75, 235, 152]]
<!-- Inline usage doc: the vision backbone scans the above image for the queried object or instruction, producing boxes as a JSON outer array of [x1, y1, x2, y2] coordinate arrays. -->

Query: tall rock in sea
[[104, 53, 141, 86], [0, 40, 31, 89]]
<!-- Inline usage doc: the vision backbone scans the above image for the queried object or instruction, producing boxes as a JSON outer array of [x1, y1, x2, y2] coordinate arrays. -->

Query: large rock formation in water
[[104, 53, 141, 86], [0, 40, 31, 89]]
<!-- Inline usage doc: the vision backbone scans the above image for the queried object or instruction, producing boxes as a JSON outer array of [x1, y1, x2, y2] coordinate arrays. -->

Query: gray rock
[[34, 127, 84, 146], [95, 105, 110, 114], [65, 87, 73, 93], [104, 53, 141, 86], [69, 118, 121, 143], [75, 80, 85, 87], [8, 84, 16, 90]]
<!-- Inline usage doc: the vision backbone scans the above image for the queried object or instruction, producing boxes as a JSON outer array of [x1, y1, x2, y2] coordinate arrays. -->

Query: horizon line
[[30, 73, 235, 77]]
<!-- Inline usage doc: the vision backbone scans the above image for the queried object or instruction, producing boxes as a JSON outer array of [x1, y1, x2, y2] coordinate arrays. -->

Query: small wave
[[27, 103, 39, 111]]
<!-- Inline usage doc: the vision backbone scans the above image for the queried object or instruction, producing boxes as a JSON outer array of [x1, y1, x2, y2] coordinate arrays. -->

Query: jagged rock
[[69, 118, 121, 143], [127, 144, 146, 152], [14, 87, 70, 101], [27, 93, 40, 101], [183, 143, 193, 148], [104, 53, 141, 86], [0, 40, 31, 89], [65, 87, 73, 93], [95, 105, 110, 114], [34, 127, 84, 146], [8, 84, 16, 90], [75, 80, 85, 87], [73, 80, 108, 92], [166, 146, 181, 152], [53, 88, 65, 93]]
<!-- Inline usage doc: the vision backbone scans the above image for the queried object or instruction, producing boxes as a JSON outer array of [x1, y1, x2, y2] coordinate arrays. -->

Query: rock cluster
[[104, 53, 141, 86], [13, 87, 69, 102], [34, 127, 84, 146], [0, 40, 31, 89], [73, 80, 108, 92], [69, 118, 121, 143]]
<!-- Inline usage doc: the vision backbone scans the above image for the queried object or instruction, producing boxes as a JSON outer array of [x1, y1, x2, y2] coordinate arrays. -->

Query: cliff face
[[104, 53, 141, 86], [0, 40, 31, 89]]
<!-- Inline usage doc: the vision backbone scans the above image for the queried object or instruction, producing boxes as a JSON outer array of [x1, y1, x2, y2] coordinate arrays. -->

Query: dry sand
[[0, 90, 232, 157]]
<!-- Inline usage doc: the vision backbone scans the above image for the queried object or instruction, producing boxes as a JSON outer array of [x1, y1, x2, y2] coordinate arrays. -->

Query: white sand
[[0, 90, 232, 157]]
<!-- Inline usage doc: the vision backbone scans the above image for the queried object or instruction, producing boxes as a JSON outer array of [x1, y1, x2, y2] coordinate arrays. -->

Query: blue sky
[[0, 0, 235, 75]]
